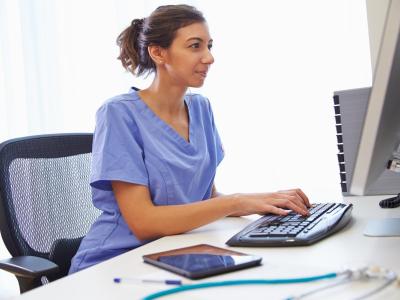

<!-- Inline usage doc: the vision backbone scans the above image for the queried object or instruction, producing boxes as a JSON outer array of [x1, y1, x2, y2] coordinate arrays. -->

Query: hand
[[230, 188, 311, 217]]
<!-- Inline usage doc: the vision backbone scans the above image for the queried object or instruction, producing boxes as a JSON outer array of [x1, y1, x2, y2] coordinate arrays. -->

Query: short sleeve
[[90, 101, 149, 191], [206, 98, 225, 166]]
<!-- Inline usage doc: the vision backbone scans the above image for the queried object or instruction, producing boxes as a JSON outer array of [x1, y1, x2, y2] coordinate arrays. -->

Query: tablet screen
[[143, 244, 262, 279]]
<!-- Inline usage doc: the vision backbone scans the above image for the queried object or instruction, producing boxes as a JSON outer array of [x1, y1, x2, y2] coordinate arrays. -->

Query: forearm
[[211, 190, 241, 217], [114, 182, 310, 241], [133, 195, 239, 240]]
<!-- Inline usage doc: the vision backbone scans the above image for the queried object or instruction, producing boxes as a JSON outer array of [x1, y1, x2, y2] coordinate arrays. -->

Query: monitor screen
[[350, 0, 400, 196], [350, 0, 400, 237]]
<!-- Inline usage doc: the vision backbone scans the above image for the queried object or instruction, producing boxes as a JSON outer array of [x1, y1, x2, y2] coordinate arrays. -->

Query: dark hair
[[117, 4, 205, 77]]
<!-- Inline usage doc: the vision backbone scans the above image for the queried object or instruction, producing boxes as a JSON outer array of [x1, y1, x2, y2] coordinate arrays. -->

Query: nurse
[[69, 4, 310, 274]]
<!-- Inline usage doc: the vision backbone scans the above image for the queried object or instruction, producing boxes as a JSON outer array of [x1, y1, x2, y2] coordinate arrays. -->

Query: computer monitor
[[350, 0, 400, 236]]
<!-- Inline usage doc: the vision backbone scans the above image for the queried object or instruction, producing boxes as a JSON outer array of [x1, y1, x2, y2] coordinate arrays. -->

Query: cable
[[141, 272, 339, 300], [352, 270, 398, 300], [287, 267, 399, 300], [285, 274, 352, 300], [141, 267, 398, 300], [379, 193, 400, 208]]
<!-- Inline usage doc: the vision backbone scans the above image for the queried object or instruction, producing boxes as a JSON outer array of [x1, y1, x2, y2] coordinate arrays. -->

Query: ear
[[147, 45, 166, 65]]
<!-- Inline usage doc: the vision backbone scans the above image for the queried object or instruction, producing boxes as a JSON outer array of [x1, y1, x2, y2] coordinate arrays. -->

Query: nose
[[201, 49, 214, 65]]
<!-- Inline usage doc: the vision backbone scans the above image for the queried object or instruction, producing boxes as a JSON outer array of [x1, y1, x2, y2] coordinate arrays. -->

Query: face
[[160, 22, 214, 88]]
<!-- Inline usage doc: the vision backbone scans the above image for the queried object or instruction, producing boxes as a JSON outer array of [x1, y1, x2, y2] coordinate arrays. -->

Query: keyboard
[[226, 202, 353, 247]]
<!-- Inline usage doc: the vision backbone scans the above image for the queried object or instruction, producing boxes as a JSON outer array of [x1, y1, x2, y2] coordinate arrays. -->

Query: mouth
[[196, 71, 208, 78]]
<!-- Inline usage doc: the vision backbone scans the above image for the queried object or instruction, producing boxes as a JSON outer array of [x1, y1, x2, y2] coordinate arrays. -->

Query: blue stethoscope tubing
[[142, 272, 338, 300]]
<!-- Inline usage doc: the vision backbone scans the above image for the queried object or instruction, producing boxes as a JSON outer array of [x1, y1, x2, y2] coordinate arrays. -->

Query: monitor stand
[[364, 218, 400, 236]]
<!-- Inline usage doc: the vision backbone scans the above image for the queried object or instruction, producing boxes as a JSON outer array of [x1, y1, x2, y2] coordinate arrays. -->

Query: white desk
[[12, 196, 400, 299]]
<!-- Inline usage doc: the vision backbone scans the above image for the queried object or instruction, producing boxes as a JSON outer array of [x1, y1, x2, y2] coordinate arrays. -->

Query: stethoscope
[[141, 266, 398, 300]]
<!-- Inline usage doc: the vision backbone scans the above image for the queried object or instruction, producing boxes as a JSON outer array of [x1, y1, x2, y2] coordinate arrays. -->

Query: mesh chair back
[[0, 134, 100, 277]]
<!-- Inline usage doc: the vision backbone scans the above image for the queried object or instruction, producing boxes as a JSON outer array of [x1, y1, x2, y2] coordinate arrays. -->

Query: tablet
[[143, 244, 262, 279]]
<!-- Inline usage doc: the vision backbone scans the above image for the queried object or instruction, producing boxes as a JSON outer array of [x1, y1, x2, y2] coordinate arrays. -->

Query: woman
[[69, 4, 310, 274]]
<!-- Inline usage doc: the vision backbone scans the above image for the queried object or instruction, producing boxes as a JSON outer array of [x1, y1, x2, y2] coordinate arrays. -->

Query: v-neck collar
[[132, 89, 195, 151]]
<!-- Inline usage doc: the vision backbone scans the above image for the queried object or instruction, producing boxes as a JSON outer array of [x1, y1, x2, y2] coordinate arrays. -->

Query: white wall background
[[198, 1, 371, 200], [0, 0, 372, 297]]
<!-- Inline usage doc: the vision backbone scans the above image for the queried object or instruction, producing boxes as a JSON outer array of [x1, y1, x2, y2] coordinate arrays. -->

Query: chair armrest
[[0, 256, 59, 278]]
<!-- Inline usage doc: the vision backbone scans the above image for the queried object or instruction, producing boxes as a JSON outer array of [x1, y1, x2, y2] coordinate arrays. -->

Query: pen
[[113, 277, 183, 285]]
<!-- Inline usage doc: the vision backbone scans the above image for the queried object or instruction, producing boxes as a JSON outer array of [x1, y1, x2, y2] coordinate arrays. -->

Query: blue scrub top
[[69, 88, 224, 273]]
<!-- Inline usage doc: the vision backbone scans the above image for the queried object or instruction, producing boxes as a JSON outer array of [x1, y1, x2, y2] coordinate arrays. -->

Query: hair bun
[[131, 18, 144, 30]]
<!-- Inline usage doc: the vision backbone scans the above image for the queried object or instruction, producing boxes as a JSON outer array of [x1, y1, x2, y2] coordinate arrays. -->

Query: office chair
[[0, 133, 100, 293]]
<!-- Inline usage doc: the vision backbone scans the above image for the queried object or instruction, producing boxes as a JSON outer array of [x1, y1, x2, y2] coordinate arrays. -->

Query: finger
[[295, 189, 311, 207], [271, 197, 309, 216], [264, 205, 290, 216], [275, 193, 309, 213], [282, 189, 311, 207]]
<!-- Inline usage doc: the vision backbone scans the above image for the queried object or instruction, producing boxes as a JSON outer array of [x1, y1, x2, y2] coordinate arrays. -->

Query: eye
[[208, 43, 213, 50], [189, 43, 200, 49]]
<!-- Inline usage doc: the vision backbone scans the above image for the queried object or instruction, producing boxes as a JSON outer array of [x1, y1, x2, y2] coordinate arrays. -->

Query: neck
[[140, 73, 188, 116]]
